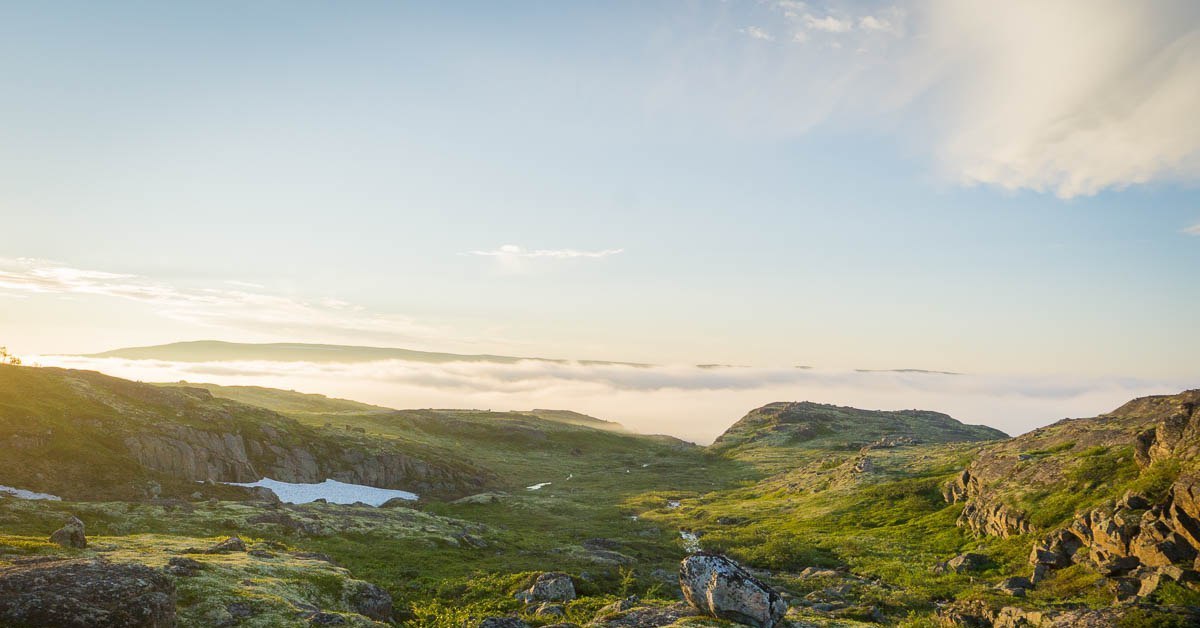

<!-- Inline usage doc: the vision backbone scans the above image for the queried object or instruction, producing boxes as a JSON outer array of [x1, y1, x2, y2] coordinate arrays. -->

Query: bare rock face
[[49, 516, 87, 549], [679, 552, 787, 628], [0, 558, 176, 627]]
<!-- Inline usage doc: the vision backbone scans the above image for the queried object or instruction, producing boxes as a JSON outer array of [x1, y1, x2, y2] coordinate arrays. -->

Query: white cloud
[[740, 26, 775, 41], [858, 15, 896, 33], [1184, 223, 1200, 235], [465, 244, 623, 260], [701, 1, 1200, 198], [0, 257, 445, 344], [32, 355, 1191, 445], [803, 14, 853, 33]]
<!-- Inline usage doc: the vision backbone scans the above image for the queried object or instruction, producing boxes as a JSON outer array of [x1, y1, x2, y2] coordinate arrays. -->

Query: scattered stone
[[306, 611, 346, 625], [995, 576, 1032, 597], [679, 552, 787, 627], [479, 617, 530, 628], [248, 549, 275, 559], [597, 595, 640, 617], [0, 558, 176, 627], [165, 556, 204, 577], [934, 552, 988, 574], [205, 536, 247, 554], [535, 602, 566, 617], [592, 602, 699, 627], [49, 516, 87, 549], [344, 580, 393, 622]]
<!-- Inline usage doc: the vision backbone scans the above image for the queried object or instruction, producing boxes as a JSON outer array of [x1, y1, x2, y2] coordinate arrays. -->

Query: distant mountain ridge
[[84, 340, 647, 366]]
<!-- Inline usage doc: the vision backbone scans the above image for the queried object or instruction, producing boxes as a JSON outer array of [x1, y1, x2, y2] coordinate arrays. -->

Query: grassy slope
[[5, 369, 1195, 626]]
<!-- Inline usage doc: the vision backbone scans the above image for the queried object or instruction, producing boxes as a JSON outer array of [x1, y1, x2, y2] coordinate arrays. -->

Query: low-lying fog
[[31, 355, 1190, 444]]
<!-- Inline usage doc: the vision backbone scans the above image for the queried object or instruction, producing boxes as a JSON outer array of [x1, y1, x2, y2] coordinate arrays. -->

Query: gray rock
[[165, 556, 203, 577], [343, 580, 392, 622], [679, 552, 787, 627], [479, 618, 530, 628], [995, 576, 1032, 597], [205, 536, 247, 554], [0, 558, 176, 627], [521, 572, 575, 602], [49, 516, 87, 549]]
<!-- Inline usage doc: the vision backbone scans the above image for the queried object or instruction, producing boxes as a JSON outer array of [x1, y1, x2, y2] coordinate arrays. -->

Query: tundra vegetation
[[0, 363, 1198, 626]]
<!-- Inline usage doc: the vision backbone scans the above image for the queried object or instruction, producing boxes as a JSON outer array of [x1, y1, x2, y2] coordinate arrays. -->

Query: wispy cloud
[[464, 244, 624, 260], [1185, 223, 1200, 235], [740, 26, 775, 41], [0, 257, 446, 344], [803, 14, 853, 33]]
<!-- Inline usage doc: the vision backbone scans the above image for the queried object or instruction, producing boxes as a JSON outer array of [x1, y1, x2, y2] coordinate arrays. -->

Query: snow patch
[[0, 485, 61, 501], [225, 478, 417, 506], [526, 482, 552, 491]]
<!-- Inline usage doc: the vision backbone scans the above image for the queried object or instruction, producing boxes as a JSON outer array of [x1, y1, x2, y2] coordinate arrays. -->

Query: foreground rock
[[49, 515, 87, 549], [0, 558, 176, 627], [679, 552, 787, 627], [938, 600, 1200, 627]]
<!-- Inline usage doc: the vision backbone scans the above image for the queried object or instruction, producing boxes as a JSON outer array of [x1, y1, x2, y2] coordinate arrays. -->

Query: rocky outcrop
[[0, 558, 176, 627], [1023, 487, 1200, 600], [943, 470, 1033, 537], [124, 420, 484, 496], [943, 391, 1200, 602], [938, 601, 1200, 627], [50, 516, 87, 549], [679, 552, 787, 628]]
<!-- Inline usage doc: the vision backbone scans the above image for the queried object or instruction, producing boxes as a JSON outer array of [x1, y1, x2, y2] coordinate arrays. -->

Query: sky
[[2, 2, 1199, 439]]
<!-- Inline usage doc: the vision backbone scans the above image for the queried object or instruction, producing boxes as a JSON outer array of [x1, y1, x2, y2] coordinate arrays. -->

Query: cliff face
[[0, 365, 489, 499], [946, 390, 1200, 600]]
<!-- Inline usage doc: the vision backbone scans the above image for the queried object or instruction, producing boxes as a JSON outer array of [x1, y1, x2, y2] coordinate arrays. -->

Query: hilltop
[[710, 401, 1007, 468]]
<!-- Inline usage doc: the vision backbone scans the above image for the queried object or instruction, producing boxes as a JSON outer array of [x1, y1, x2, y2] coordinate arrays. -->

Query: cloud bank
[[31, 355, 1190, 444]]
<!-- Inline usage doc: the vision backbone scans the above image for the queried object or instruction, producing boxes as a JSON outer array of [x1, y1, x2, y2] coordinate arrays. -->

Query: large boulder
[[0, 558, 176, 627], [517, 572, 576, 603], [343, 580, 392, 622], [49, 516, 87, 549], [678, 552, 787, 627]]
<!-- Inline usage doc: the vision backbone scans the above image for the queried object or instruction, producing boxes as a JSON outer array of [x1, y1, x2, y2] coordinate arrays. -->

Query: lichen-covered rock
[[0, 558, 176, 627], [935, 552, 989, 574], [205, 536, 246, 554], [678, 552, 787, 627], [479, 617, 530, 628], [49, 515, 87, 549], [517, 572, 575, 602], [343, 579, 392, 622], [164, 556, 203, 577], [994, 576, 1031, 597]]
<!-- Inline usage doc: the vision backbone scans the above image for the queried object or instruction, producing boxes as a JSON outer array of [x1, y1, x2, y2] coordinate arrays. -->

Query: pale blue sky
[[2, 1, 1199, 380]]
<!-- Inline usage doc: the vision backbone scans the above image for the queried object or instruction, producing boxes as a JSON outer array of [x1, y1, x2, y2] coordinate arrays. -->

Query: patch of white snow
[[224, 478, 417, 506]]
